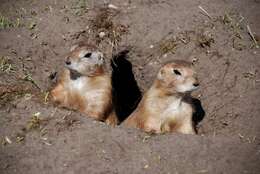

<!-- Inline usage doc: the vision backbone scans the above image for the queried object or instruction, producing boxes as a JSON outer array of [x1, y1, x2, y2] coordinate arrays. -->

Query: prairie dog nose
[[193, 83, 199, 87], [65, 57, 71, 65], [193, 77, 199, 87]]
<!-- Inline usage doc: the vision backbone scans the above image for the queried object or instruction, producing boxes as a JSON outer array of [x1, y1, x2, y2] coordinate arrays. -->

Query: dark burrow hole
[[111, 50, 142, 123], [187, 97, 205, 133]]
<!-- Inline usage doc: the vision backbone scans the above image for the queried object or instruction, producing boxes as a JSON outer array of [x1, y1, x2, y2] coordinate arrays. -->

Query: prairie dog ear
[[157, 69, 165, 80], [70, 44, 79, 52]]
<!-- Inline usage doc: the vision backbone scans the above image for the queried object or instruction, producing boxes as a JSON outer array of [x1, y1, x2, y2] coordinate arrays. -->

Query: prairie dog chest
[[69, 77, 87, 90], [162, 101, 191, 120], [151, 97, 192, 122], [68, 77, 109, 100], [144, 97, 192, 132]]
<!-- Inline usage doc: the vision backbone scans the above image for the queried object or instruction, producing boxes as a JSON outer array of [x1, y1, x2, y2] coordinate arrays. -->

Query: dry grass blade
[[0, 14, 21, 29], [222, 14, 232, 25], [27, 114, 41, 130], [44, 91, 49, 104], [0, 85, 31, 108], [198, 6, 212, 19], [4, 136, 12, 144], [247, 25, 259, 48], [23, 71, 40, 89], [26, 112, 50, 132], [197, 31, 215, 48], [159, 38, 178, 54], [0, 56, 15, 73], [71, 0, 89, 16], [0, 15, 14, 29]]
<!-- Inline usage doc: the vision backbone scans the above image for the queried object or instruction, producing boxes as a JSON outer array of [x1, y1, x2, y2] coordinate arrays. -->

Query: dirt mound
[[0, 0, 259, 173]]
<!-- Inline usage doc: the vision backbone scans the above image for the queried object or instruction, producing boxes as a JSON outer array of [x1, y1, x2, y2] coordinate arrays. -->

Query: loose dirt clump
[[89, 7, 129, 54]]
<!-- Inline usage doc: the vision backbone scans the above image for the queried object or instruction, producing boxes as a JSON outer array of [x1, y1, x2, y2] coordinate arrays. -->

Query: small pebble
[[108, 4, 118, 9], [99, 32, 106, 38]]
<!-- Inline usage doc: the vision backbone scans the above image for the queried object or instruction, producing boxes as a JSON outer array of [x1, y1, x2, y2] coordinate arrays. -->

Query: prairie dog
[[123, 60, 199, 134], [51, 42, 117, 125]]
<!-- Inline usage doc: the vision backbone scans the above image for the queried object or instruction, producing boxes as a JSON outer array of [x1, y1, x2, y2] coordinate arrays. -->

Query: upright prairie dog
[[123, 60, 199, 134], [51, 42, 117, 125]]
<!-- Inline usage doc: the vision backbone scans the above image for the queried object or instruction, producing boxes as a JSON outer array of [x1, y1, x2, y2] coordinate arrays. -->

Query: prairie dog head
[[157, 60, 199, 93], [65, 42, 105, 76]]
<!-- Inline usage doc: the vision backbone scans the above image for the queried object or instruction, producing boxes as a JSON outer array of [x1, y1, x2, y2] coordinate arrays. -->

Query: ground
[[0, 0, 260, 173]]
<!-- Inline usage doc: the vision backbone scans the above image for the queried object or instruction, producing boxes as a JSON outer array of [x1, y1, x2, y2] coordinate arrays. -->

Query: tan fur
[[123, 60, 199, 134], [105, 111, 118, 127], [51, 43, 117, 126]]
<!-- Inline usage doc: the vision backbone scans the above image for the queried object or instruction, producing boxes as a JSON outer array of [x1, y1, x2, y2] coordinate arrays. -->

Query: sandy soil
[[0, 0, 260, 173]]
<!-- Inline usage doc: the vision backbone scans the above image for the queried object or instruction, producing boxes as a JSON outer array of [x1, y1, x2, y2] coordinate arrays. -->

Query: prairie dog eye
[[84, 52, 92, 58], [173, 69, 181, 75]]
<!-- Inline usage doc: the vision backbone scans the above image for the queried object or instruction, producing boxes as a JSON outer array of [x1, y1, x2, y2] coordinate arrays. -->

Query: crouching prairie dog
[[123, 60, 199, 134], [51, 42, 117, 126]]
